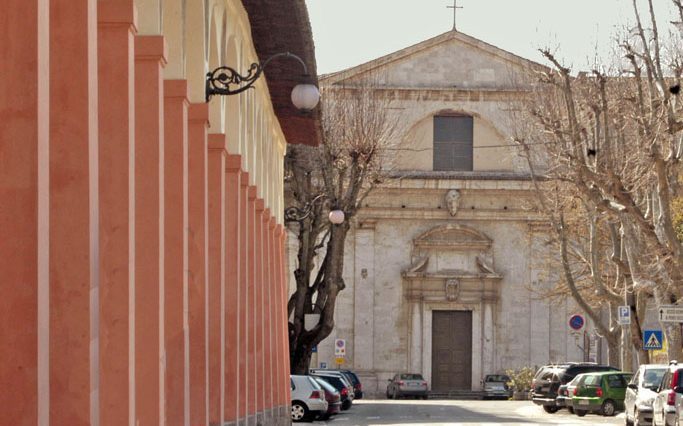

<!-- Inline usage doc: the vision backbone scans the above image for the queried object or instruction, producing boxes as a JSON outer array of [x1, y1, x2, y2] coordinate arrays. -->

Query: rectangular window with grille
[[433, 115, 473, 171]]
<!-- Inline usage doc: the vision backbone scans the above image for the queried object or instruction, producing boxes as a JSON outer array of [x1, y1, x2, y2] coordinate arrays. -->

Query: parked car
[[310, 368, 363, 399], [625, 364, 667, 426], [556, 376, 582, 413], [386, 373, 429, 399], [312, 376, 342, 420], [290, 375, 328, 422], [310, 372, 354, 410], [652, 361, 683, 426], [531, 363, 619, 413], [570, 371, 632, 417], [482, 374, 513, 400], [340, 369, 364, 399]]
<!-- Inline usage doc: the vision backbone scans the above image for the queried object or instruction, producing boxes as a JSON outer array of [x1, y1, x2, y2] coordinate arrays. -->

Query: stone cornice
[[385, 170, 535, 181], [356, 208, 545, 222]]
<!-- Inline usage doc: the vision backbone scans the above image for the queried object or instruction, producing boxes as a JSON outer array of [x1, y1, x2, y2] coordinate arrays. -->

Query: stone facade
[[301, 30, 601, 397]]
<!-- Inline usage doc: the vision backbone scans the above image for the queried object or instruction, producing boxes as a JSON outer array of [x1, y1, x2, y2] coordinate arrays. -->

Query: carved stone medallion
[[445, 278, 460, 301], [444, 189, 461, 216]]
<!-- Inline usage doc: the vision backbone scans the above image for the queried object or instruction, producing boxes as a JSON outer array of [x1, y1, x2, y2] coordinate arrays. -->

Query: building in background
[[303, 30, 601, 396], [1, 0, 320, 425]]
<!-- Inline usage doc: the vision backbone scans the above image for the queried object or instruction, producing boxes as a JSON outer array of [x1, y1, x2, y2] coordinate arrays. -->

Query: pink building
[[0, 0, 321, 425]]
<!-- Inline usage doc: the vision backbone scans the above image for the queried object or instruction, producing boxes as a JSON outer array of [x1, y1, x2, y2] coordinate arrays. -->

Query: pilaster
[[262, 210, 273, 411], [188, 102, 209, 426], [224, 155, 242, 423], [207, 135, 227, 424], [353, 220, 376, 370], [163, 79, 189, 426], [134, 34, 167, 426], [238, 173, 250, 422], [254, 198, 266, 414], [97, 2, 137, 424], [247, 186, 257, 417], [2, 0, 50, 423]]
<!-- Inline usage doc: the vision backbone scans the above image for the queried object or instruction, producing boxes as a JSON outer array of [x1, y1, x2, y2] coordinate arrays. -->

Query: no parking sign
[[568, 314, 585, 332]]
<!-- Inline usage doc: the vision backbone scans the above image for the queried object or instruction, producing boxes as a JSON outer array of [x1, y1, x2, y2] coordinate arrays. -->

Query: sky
[[305, 0, 679, 75]]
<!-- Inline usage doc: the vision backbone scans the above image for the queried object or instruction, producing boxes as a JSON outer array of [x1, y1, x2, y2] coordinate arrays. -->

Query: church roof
[[320, 29, 547, 85]]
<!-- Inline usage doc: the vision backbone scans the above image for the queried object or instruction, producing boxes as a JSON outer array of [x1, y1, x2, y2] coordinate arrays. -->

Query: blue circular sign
[[569, 314, 585, 331]]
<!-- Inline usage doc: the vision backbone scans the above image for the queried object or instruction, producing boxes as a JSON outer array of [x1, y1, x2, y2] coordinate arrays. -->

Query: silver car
[[482, 374, 513, 400], [290, 375, 328, 422], [386, 373, 429, 399], [652, 362, 683, 426], [625, 364, 667, 426]]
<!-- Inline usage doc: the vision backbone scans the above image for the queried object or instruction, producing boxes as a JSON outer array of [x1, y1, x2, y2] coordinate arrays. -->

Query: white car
[[625, 364, 667, 426], [290, 375, 328, 422], [652, 361, 683, 426]]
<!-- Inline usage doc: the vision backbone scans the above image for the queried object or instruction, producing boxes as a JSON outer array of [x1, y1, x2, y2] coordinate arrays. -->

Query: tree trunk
[[606, 333, 621, 367], [622, 326, 633, 371], [665, 322, 683, 361], [289, 220, 351, 373]]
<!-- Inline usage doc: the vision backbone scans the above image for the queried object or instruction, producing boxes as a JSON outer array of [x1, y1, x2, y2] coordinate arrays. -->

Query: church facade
[[299, 31, 600, 396]]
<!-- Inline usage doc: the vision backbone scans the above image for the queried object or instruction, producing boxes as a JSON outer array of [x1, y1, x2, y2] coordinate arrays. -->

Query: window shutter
[[433, 115, 473, 171]]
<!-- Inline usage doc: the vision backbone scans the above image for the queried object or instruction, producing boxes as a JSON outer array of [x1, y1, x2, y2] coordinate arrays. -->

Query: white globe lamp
[[291, 83, 320, 112], [328, 209, 345, 225]]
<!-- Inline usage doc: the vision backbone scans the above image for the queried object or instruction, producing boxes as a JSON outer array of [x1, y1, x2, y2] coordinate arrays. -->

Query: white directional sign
[[659, 305, 683, 323], [618, 306, 631, 325]]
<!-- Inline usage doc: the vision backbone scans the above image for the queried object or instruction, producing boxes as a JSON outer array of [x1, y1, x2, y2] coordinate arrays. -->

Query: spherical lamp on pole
[[328, 209, 345, 225]]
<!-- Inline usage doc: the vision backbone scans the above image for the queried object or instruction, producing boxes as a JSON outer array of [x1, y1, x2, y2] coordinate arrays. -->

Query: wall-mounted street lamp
[[205, 51, 321, 112], [285, 193, 345, 225]]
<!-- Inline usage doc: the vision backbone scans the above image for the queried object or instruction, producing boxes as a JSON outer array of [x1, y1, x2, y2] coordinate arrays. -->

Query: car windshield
[[400, 374, 424, 380], [643, 368, 667, 388], [485, 375, 510, 382]]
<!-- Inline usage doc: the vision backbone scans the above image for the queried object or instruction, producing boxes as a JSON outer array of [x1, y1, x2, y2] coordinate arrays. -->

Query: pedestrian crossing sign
[[644, 329, 663, 350]]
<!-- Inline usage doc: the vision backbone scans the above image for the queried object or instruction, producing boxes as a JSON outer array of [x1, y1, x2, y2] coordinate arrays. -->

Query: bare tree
[[285, 80, 400, 374], [516, 0, 683, 363]]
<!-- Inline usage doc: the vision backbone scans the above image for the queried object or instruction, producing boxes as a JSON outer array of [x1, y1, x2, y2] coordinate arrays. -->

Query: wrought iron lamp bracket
[[284, 193, 329, 223], [206, 52, 309, 102]]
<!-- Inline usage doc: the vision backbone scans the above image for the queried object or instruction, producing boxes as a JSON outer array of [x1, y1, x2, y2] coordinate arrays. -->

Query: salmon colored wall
[[3, 1, 293, 425]]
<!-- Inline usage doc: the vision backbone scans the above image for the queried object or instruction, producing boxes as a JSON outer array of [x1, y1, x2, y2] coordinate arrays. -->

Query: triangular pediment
[[321, 30, 547, 90]]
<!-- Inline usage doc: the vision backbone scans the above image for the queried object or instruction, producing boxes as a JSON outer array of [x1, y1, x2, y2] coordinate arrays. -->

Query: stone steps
[[427, 390, 487, 400]]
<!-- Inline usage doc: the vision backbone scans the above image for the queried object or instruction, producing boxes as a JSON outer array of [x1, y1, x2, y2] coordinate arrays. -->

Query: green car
[[571, 371, 633, 417]]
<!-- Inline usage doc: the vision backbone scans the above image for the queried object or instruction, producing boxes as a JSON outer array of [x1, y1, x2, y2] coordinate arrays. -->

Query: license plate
[[579, 400, 589, 405]]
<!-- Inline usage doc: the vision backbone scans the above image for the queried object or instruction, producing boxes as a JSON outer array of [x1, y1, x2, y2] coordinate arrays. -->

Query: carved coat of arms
[[445, 278, 460, 301]]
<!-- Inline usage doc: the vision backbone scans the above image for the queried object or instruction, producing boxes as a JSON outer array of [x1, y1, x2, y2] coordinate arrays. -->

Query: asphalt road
[[306, 399, 627, 425]]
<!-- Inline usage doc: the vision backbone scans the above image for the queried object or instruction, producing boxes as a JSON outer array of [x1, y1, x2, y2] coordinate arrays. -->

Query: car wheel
[[601, 399, 617, 417], [567, 406, 574, 414], [542, 405, 559, 414], [575, 410, 587, 417], [291, 402, 309, 422], [386, 390, 392, 399]]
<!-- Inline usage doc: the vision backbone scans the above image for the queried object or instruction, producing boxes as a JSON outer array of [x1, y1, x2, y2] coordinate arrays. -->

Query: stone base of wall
[[219, 406, 290, 426]]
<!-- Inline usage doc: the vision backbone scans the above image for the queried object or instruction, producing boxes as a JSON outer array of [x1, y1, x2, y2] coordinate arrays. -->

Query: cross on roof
[[447, 0, 464, 31]]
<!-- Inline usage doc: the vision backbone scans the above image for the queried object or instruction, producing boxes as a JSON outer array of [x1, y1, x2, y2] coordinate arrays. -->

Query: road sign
[[644, 329, 664, 350], [334, 338, 346, 357], [320, 362, 327, 369], [311, 345, 317, 353], [618, 306, 631, 325], [335, 357, 344, 365], [659, 305, 683, 323], [569, 314, 585, 331]]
